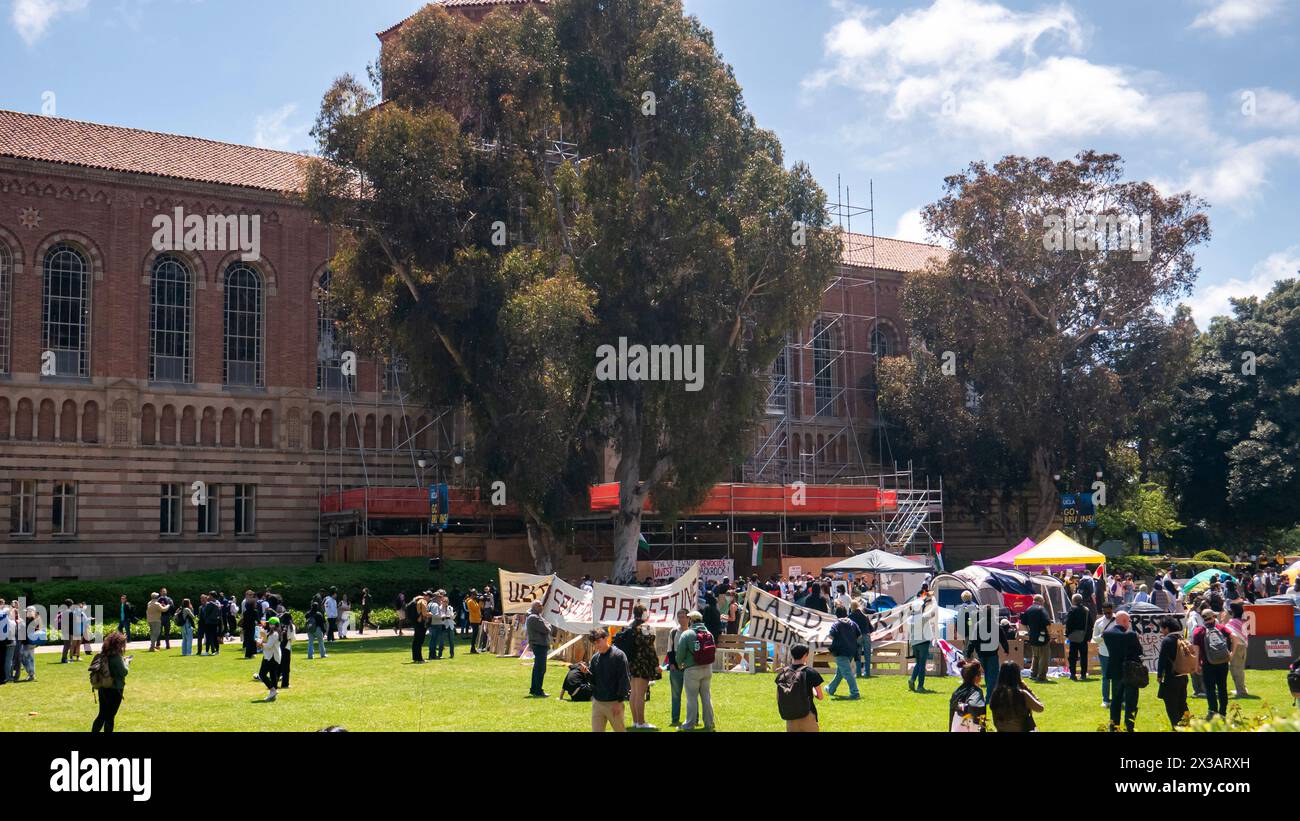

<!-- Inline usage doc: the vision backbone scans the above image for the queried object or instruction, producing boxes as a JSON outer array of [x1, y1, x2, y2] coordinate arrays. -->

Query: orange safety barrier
[[588, 482, 898, 516]]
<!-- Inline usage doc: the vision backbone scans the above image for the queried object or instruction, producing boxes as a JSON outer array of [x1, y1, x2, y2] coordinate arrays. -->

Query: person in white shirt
[[437, 596, 457, 658], [324, 589, 339, 642], [257, 617, 282, 702], [1092, 602, 1117, 708], [338, 595, 351, 639]]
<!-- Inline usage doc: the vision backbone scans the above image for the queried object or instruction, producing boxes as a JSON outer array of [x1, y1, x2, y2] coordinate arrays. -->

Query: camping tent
[[1012, 530, 1106, 570], [1282, 560, 1300, 584], [824, 550, 932, 573], [1180, 568, 1238, 595], [932, 566, 1067, 620], [973, 538, 1035, 569]]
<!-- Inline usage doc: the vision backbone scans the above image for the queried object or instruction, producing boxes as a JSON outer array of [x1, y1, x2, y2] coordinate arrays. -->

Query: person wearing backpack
[[675, 610, 716, 731], [777, 644, 825, 732], [825, 607, 861, 700], [947, 658, 986, 732], [306, 600, 328, 659], [1102, 610, 1144, 732], [90, 630, 131, 732], [1192, 609, 1232, 720], [1156, 617, 1192, 730]]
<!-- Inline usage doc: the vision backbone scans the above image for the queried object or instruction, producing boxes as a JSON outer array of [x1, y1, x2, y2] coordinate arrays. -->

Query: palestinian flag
[[638, 533, 651, 552], [934, 541, 945, 572], [1094, 563, 1105, 579], [749, 530, 763, 566]]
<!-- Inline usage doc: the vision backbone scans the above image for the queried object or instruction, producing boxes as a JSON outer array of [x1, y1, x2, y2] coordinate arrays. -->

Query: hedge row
[[6, 558, 502, 616]]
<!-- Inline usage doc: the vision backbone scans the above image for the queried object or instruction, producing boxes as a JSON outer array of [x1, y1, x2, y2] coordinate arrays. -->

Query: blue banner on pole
[[429, 483, 449, 531]]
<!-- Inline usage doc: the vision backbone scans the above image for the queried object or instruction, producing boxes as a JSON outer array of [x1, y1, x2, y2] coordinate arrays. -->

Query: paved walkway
[[32, 627, 438, 655]]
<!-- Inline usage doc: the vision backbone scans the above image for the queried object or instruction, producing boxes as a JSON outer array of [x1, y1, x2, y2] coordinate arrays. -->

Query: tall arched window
[[0, 240, 11, 375], [315, 271, 349, 391], [43, 243, 90, 377], [870, 325, 895, 358], [223, 263, 263, 387], [150, 254, 194, 383]]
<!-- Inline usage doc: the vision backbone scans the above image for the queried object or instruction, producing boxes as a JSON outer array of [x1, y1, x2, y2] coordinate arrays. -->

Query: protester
[[1021, 594, 1051, 683], [1192, 608, 1232, 720], [776, 644, 825, 732], [240, 590, 260, 659], [676, 610, 716, 731], [525, 600, 556, 697], [907, 597, 935, 693], [1092, 602, 1117, 707], [623, 605, 662, 729], [18, 607, 40, 681], [948, 659, 987, 732], [666, 608, 691, 727], [176, 598, 196, 656], [1225, 602, 1250, 698], [849, 601, 874, 678], [1156, 616, 1191, 730], [988, 662, 1043, 732], [465, 589, 482, 654], [585, 629, 630, 732], [146, 592, 170, 652], [306, 600, 328, 659], [257, 617, 282, 702], [826, 607, 861, 699], [1103, 610, 1143, 732], [277, 607, 294, 689], [90, 631, 131, 732], [436, 594, 457, 659]]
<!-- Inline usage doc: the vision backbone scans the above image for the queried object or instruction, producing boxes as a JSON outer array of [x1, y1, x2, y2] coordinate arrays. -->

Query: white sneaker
[[641, 722, 658, 730], [265, 690, 277, 702]]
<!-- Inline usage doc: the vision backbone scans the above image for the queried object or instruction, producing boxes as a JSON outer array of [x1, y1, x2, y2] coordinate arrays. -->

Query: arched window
[[111, 400, 129, 445], [59, 399, 78, 442], [310, 412, 325, 450], [870, 325, 895, 358], [0, 240, 11, 375], [43, 243, 90, 377], [315, 271, 350, 391], [149, 254, 194, 383], [223, 263, 263, 387], [82, 400, 99, 443], [141, 404, 157, 446]]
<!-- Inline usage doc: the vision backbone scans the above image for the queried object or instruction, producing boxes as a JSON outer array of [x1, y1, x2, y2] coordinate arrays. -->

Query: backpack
[[1203, 626, 1231, 665], [1173, 639, 1198, 675], [775, 665, 812, 721], [691, 628, 716, 666], [404, 600, 421, 624], [1123, 658, 1150, 689], [88, 654, 115, 690], [612, 625, 638, 659]]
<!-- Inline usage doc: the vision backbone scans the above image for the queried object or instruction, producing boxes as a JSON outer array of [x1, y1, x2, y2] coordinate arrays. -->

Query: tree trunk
[[525, 517, 563, 575], [1028, 445, 1060, 540], [612, 397, 645, 585]]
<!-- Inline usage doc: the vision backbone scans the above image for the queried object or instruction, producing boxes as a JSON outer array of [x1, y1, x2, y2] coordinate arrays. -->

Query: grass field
[[3, 637, 1295, 732]]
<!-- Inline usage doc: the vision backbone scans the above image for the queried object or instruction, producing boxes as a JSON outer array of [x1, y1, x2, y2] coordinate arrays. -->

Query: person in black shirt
[[1020, 596, 1051, 682], [1065, 594, 1091, 681], [1155, 617, 1188, 729], [583, 629, 630, 732], [1102, 611, 1143, 732], [240, 590, 260, 659], [781, 644, 825, 732]]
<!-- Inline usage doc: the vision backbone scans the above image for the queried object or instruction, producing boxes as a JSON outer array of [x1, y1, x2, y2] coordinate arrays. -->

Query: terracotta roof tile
[[840, 231, 948, 272], [0, 109, 310, 194]]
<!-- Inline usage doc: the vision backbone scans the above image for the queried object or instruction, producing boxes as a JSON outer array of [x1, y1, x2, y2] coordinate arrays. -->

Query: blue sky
[[3, 0, 1297, 327]]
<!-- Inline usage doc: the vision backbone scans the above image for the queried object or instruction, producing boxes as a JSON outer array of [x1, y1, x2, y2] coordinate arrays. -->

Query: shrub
[[1192, 549, 1233, 565], [5, 558, 501, 618], [1108, 555, 1157, 580]]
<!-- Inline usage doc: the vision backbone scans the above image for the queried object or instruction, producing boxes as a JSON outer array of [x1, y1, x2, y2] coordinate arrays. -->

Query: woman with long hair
[[948, 659, 987, 731], [988, 661, 1043, 732], [177, 598, 196, 656], [625, 604, 663, 730], [257, 617, 282, 702], [91, 631, 131, 732]]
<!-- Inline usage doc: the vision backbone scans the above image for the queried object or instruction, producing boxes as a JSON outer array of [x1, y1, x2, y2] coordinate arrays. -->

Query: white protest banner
[[869, 596, 937, 644], [539, 574, 596, 634], [499, 570, 554, 615], [743, 585, 838, 648], [651, 559, 733, 586], [593, 563, 701, 628]]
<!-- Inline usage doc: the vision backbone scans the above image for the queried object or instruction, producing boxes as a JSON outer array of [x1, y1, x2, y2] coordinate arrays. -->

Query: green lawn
[[4, 638, 1295, 732]]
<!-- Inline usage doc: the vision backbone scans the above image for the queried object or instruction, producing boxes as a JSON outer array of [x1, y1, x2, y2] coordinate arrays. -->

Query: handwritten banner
[[651, 559, 733, 586], [593, 564, 701, 628], [500, 564, 701, 632]]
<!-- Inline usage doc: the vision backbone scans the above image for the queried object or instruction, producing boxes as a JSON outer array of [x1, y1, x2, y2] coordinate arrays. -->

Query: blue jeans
[[438, 624, 455, 657], [979, 652, 1000, 693], [529, 644, 548, 695], [307, 629, 327, 658], [1099, 655, 1111, 702], [669, 668, 685, 724], [827, 655, 859, 697], [910, 641, 931, 689], [20, 645, 34, 679], [2, 644, 14, 682], [428, 625, 444, 659], [181, 624, 193, 656], [856, 636, 873, 677]]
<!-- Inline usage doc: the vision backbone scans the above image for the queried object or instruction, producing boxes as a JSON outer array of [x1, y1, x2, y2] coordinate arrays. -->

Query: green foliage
[[879, 152, 1209, 539], [1108, 555, 1157, 580], [1183, 704, 1300, 732], [306, 0, 841, 577], [1192, 549, 1233, 565], [7, 559, 498, 617], [1165, 278, 1300, 534]]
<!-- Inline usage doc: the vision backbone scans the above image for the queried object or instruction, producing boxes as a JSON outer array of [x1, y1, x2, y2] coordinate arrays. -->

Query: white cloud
[[807, 0, 1210, 149], [253, 104, 308, 152], [1190, 0, 1282, 36], [11, 0, 88, 45], [893, 208, 931, 243], [1186, 245, 1300, 327], [1157, 137, 1300, 209], [1238, 87, 1300, 130]]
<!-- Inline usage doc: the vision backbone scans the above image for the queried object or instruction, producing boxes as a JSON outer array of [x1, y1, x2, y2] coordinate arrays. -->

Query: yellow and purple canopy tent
[[1012, 530, 1107, 571]]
